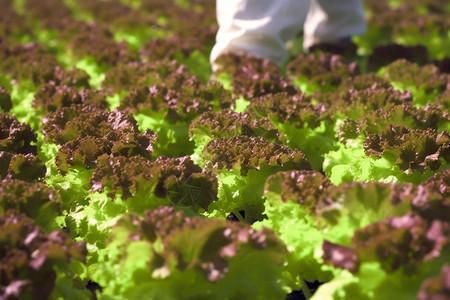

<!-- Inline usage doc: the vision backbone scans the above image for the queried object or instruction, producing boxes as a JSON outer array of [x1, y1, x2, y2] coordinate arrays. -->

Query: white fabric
[[210, 0, 366, 69]]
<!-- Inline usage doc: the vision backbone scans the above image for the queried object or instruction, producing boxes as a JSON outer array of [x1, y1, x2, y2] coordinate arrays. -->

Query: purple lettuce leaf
[[33, 84, 108, 114], [0, 151, 46, 182], [202, 135, 311, 177], [0, 180, 61, 231], [418, 264, 450, 300], [0, 86, 12, 112], [0, 211, 86, 300], [0, 113, 37, 155], [90, 155, 217, 211], [363, 125, 450, 174]]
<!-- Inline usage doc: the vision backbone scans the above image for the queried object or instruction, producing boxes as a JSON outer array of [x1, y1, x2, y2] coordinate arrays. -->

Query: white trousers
[[210, 0, 366, 69]]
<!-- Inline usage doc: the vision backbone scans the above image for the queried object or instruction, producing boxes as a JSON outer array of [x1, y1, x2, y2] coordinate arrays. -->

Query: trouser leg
[[302, 0, 366, 50], [210, 0, 309, 70], [210, 0, 367, 69]]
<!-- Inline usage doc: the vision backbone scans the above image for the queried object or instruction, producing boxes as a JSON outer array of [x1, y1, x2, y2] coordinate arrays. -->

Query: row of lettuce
[[1, 0, 450, 299]]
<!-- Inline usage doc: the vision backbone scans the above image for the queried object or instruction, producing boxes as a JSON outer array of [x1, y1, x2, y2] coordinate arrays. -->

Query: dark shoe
[[308, 38, 357, 57]]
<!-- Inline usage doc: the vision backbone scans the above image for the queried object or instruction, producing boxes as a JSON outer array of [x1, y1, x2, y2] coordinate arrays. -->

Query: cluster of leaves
[[101, 60, 188, 96], [411, 169, 450, 221], [90, 206, 287, 299], [382, 59, 449, 106], [25, 0, 138, 65], [189, 109, 281, 164], [316, 86, 412, 121], [203, 136, 311, 177], [120, 80, 232, 123], [260, 168, 450, 298], [324, 103, 450, 184], [42, 105, 157, 173], [346, 212, 447, 272], [286, 52, 360, 94], [336, 73, 392, 92], [140, 0, 218, 48], [140, 36, 204, 62], [67, 25, 137, 68], [321, 211, 449, 298], [261, 171, 412, 280], [214, 52, 300, 98], [75, 0, 160, 32], [0, 42, 68, 87], [259, 170, 334, 285], [318, 167, 450, 298], [0, 112, 58, 231], [246, 92, 335, 170], [203, 135, 311, 223], [0, 1, 33, 43], [363, 125, 450, 174], [16, 0, 139, 94], [118, 77, 233, 156], [61, 154, 219, 258], [0, 113, 38, 155], [0, 87, 12, 112], [0, 211, 88, 300], [90, 155, 218, 211], [0, 152, 46, 182], [0, 179, 61, 232], [24, 0, 75, 30], [418, 264, 450, 300], [33, 83, 108, 115]]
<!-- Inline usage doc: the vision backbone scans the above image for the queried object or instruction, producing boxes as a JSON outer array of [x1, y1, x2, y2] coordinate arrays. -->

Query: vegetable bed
[[1, 0, 449, 299]]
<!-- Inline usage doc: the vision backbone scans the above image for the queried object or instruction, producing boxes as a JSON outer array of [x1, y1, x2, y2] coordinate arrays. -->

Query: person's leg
[[210, 0, 309, 70], [302, 0, 366, 51]]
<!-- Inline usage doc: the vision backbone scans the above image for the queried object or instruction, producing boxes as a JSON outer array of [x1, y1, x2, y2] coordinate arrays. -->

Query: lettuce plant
[[203, 135, 311, 223], [89, 206, 287, 300], [0, 211, 89, 300]]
